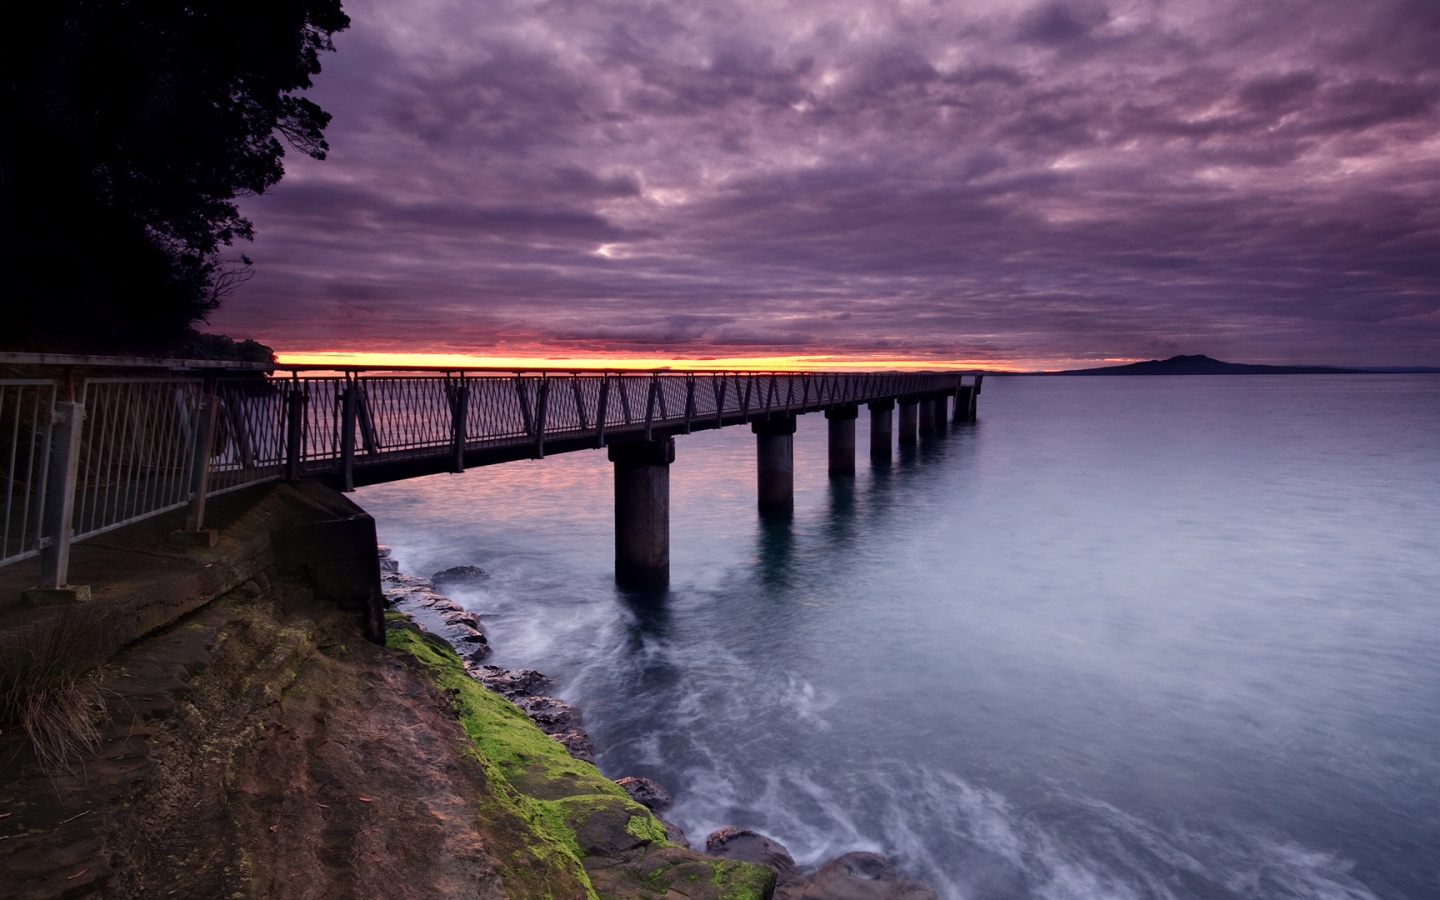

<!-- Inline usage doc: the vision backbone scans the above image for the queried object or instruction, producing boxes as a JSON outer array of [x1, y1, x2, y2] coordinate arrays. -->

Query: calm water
[[359, 376, 1440, 900]]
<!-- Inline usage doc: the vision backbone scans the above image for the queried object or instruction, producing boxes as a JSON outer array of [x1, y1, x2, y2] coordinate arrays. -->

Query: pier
[[1, 354, 982, 593]]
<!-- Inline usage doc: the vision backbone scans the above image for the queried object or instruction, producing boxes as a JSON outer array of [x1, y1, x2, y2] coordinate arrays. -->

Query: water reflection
[[619, 586, 671, 640], [823, 478, 857, 545], [755, 516, 795, 589]]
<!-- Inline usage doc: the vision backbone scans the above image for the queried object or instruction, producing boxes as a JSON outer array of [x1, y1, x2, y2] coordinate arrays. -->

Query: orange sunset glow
[[273, 350, 1102, 372], [278, 350, 997, 372]]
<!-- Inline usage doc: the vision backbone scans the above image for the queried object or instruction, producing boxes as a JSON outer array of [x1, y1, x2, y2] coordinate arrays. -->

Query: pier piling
[[825, 405, 858, 477], [753, 416, 798, 516], [868, 399, 894, 463], [899, 398, 919, 445], [609, 438, 674, 590], [919, 397, 936, 433]]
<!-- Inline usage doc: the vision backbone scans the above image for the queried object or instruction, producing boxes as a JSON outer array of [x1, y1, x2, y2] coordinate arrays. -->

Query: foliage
[[0, 0, 349, 353], [174, 330, 277, 364]]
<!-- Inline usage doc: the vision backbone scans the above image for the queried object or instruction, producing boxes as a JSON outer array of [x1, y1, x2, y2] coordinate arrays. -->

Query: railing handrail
[[3, 365, 982, 586]]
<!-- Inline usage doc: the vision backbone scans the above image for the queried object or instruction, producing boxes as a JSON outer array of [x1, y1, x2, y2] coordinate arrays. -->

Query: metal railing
[[2, 356, 980, 588]]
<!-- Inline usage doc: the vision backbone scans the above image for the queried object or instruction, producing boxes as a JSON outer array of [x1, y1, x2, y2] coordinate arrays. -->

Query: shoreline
[[378, 546, 944, 899]]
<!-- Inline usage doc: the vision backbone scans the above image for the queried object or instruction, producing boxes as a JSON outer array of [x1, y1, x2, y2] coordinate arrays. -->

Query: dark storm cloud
[[214, 0, 1440, 366]]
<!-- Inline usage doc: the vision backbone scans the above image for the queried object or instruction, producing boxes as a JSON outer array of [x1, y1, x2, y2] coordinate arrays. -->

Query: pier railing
[[2, 355, 978, 589]]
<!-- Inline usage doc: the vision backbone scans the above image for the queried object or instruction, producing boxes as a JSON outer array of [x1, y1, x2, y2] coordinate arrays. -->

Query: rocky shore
[[379, 549, 941, 900], [0, 481, 775, 900]]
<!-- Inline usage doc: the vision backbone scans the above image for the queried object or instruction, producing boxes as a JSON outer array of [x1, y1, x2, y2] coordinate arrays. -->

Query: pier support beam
[[898, 398, 919, 445], [825, 405, 858, 477], [932, 395, 948, 429], [954, 375, 982, 422], [753, 416, 797, 516], [953, 386, 972, 423], [868, 400, 893, 463], [919, 397, 936, 433], [609, 438, 674, 590]]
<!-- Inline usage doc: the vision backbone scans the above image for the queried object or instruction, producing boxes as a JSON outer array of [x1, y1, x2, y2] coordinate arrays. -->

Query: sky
[[211, 0, 1440, 370]]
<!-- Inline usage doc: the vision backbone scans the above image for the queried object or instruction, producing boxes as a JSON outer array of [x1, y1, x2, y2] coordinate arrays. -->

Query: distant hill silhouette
[[1052, 354, 1364, 375]]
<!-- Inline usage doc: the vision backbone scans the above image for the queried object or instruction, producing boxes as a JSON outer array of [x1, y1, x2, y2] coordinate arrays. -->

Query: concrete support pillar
[[953, 386, 973, 423], [753, 416, 797, 516], [898, 398, 919, 445], [933, 394, 948, 427], [609, 438, 674, 590], [867, 400, 893, 462], [919, 397, 936, 433], [824, 405, 858, 477]]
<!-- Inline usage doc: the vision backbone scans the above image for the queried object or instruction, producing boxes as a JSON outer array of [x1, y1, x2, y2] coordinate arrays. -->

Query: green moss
[[712, 858, 778, 900], [386, 617, 775, 900], [626, 813, 668, 844]]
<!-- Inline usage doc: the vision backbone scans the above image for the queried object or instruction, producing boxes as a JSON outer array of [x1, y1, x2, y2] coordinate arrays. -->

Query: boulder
[[705, 827, 798, 883], [659, 816, 690, 848], [550, 730, 596, 762], [431, 565, 488, 588], [512, 695, 581, 732], [779, 852, 939, 900], [380, 571, 490, 663], [477, 666, 554, 698], [376, 545, 399, 573], [615, 776, 673, 812]]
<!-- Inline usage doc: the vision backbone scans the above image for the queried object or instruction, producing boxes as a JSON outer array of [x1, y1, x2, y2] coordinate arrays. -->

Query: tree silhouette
[[1, 0, 349, 353]]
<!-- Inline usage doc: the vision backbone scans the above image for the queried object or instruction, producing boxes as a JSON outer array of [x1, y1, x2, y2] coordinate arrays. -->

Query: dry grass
[[0, 604, 114, 774]]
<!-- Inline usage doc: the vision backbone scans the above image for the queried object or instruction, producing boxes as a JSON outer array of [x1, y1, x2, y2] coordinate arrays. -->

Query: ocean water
[[358, 376, 1440, 900]]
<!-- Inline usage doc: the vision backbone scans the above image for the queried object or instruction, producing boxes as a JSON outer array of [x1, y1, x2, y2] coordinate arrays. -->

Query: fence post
[[643, 375, 658, 441], [595, 377, 610, 447], [534, 377, 549, 459], [450, 376, 469, 473], [182, 378, 218, 535], [35, 399, 85, 593], [286, 382, 306, 481], [572, 376, 589, 431], [683, 376, 695, 433], [340, 377, 358, 492]]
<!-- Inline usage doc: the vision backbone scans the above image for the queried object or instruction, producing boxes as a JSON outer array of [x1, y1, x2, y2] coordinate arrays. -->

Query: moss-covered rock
[[385, 615, 775, 899]]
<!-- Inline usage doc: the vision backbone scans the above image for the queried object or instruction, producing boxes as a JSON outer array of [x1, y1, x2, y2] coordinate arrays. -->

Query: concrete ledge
[[168, 528, 220, 548], [1, 480, 389, 667], [20, 585, 92, 607]]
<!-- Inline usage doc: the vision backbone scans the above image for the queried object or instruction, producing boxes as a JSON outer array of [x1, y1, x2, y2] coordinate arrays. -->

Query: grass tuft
[[0, 605, 115, 773]]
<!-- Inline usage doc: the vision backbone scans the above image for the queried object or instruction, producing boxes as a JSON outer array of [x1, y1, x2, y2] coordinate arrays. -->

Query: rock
[[550, 730, 595, 762], [780, 852, 939, 900], [431, 565, 488, 588], [705, 827, 798, 882], [512, 695, 581, 732], [380, 571, 490, 663], [376, 546, 400, 573], [477, 666, 554, 698], [615, 776, 673, 812], [659, 816, 690, 848]]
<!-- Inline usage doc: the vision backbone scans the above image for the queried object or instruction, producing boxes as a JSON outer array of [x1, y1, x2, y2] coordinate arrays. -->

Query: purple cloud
[[212, 0, 1440, 366]]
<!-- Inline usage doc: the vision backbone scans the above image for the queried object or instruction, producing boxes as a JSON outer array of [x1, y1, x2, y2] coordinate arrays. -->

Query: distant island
[[1037, 354, 1440, 376]]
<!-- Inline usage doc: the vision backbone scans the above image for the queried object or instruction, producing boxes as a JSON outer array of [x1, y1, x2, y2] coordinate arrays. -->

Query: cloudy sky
[[212, 0, 1440, 369]]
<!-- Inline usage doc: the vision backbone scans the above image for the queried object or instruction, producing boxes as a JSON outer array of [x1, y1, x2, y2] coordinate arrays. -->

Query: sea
[[357, 375, 1440, 900]]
